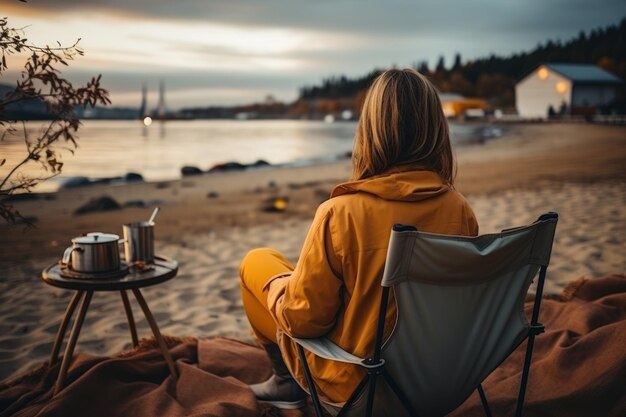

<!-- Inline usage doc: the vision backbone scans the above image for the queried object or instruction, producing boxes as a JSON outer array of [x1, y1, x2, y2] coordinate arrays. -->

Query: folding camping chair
[[289, 212, 558, 417]]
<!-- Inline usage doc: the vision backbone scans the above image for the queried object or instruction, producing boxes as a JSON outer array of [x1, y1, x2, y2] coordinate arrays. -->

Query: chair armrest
[[291, 336, 365, 365]]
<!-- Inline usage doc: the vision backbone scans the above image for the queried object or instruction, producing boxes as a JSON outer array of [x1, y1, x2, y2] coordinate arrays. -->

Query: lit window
[[555, 82, 568, 94], [538, 67, 549, 80]]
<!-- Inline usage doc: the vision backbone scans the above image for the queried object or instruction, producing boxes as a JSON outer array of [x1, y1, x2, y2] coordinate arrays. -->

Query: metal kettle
[[61, 232, 122, 273]]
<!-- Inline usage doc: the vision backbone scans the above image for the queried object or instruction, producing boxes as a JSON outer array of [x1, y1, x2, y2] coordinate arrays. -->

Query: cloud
[[9, 0, 624, 37], [4, 0, 623, 108]]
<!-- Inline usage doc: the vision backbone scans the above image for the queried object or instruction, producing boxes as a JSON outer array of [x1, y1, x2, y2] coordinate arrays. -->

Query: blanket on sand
[[2, 275, 625, 417]]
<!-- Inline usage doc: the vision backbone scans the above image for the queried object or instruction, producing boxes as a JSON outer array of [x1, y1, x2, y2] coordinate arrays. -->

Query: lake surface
[[0, 119, 504, 191]]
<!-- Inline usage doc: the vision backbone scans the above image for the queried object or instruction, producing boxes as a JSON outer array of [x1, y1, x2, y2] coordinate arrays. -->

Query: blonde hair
[[352, 68, 455, 185]]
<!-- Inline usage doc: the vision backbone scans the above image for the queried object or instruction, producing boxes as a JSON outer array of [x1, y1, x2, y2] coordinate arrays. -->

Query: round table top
[[41, 256, 178, 291]]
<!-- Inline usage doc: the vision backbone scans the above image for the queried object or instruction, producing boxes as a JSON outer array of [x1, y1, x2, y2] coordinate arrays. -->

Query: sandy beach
[[0, 122, 625, 383]]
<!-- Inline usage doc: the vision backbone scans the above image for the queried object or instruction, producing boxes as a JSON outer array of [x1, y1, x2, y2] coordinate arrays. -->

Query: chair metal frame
[[294, 212, 558, 417]]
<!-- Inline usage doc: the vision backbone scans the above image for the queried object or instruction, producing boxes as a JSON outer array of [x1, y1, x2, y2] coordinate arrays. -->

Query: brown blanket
[[2, 275, 625, 417]]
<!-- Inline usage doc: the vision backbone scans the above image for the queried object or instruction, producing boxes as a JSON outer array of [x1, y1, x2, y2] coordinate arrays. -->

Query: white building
[[515, 63, 622, 118]]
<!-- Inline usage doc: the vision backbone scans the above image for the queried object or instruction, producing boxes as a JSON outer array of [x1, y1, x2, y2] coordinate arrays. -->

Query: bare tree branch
[[0, 12, 110, 225]]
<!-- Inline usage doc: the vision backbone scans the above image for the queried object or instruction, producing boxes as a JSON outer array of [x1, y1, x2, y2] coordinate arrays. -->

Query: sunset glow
[[2, 1, 621, 108], [1, 3, 625, 409], [5, 14, 325, 72]]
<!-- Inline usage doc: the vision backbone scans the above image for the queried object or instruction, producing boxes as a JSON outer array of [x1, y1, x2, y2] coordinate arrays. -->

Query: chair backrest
[[376, 214, 558, 417]]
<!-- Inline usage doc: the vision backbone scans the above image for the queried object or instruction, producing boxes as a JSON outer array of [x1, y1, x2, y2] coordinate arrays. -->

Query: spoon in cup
[[148, 206, 160, 225]]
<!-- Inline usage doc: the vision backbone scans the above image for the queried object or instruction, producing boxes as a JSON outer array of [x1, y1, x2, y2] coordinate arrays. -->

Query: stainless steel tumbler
[[122, 221, 155, 264]]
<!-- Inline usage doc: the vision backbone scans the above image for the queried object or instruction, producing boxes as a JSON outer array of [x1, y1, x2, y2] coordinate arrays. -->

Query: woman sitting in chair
[[239, 68, 479, 409]]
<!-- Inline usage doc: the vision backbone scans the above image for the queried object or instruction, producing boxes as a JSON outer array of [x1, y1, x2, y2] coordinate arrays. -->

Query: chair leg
[[120, 290, 139, 347], [365, 372, 378, 417], [53, 291, 93, 395], [131, 288, 178, 380], [336, 376, 370, 417], [515, 335, 536, 417], [382, 369, 421, 417], [296, 344, 325, 417], [477, 384, 493, 417], [516, 264, 548, 417], [49, 291, 83, 366]]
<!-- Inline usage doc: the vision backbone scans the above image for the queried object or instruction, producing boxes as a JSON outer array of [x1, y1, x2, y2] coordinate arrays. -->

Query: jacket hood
[[331, 166, 449, 202]]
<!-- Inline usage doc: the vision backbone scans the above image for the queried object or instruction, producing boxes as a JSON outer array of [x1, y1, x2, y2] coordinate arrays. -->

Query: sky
[[3, 0, 624, 109]]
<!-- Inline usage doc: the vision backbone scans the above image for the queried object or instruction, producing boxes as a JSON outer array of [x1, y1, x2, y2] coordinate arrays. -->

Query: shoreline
[[2, 118, 520, 194], [1, 122, 624, 267], [0, 122, 624, 382], [1, 123, 625, 267]]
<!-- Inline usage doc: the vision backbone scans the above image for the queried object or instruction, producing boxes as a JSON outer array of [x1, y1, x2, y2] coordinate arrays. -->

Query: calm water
[[0, 119, 503, 191]]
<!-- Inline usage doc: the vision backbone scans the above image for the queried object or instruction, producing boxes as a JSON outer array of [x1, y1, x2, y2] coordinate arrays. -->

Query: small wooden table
[[41, 256, 179, 395]]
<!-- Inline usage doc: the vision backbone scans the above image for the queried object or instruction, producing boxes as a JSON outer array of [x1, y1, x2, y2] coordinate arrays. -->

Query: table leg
[[49, 291, 84, 366], [131, 288, 178, 380], [53, 290, 93, 396], [120, 291, 139, 347]]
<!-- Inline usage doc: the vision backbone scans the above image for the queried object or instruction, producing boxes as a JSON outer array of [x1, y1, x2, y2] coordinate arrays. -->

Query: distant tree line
[[180, 97, 287, 120], [55, 18, 625, 121], [297, 18, 626, 109]]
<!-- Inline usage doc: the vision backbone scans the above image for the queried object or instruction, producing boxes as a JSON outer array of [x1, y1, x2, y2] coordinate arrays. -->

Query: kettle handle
[[62, 246, 78, 266], [61, 246, 82, 268]]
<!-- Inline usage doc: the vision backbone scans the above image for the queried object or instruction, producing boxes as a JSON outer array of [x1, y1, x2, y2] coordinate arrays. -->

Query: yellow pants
[[239, 248, 294, 345]]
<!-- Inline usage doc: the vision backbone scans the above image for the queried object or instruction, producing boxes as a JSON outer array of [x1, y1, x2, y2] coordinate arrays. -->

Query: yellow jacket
[[266, 167, 479, 403]]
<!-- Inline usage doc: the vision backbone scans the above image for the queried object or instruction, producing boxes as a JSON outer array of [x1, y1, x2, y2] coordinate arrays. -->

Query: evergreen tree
[[295, 18, 626, 107], [452, 53, 462, 71], [417, 60, 430, 74], [436, 55, 446, 72]]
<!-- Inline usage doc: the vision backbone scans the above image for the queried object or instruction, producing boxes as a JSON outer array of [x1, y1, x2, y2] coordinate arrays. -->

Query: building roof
[[545, 63, 623, 84]]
